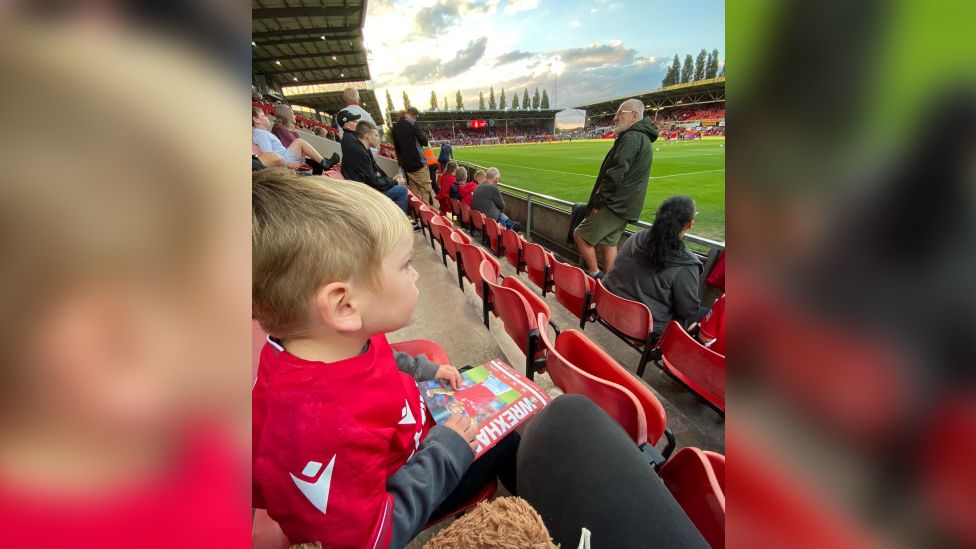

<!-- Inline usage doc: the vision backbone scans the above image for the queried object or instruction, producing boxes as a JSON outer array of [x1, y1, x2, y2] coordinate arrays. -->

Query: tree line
[[661, 48, 723, 87], [385, 86, 552, 114]]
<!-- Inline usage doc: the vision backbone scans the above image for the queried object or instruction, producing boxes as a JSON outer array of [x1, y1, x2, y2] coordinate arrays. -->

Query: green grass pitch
[[444, 138, 725, 242]]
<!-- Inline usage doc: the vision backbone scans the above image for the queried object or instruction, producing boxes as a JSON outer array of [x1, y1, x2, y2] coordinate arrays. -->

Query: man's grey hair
[[486, 167, 500, 181], [620, 98, 644, 118], [342, 87, 360, 104]]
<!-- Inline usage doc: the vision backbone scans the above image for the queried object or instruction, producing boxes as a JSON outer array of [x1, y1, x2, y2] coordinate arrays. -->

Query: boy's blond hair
[[473, 169, 487, 181], [252, 169, 411, 337]]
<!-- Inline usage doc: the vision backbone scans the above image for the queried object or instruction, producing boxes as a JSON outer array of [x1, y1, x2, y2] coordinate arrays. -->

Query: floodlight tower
[[549, 56, 566, 108]]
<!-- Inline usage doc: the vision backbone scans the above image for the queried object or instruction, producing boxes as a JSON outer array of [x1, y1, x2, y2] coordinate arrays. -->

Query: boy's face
[[358, 232, 419, 334]]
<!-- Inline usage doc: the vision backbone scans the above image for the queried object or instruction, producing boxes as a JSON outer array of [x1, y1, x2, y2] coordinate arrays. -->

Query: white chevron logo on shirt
[[290, 455, 336, 515], [398, 399, 416, 425]]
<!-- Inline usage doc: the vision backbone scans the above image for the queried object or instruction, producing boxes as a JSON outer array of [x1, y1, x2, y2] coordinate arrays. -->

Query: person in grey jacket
[[604, 196, 705, 335], [472, 167, 521, 230]]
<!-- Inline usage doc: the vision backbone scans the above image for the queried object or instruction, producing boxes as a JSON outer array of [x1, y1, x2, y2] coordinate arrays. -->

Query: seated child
[[251, 168, 517, 548], [448, 166, 468, 206], [435, 160, 458, 217], [460, 169, 485, 207]]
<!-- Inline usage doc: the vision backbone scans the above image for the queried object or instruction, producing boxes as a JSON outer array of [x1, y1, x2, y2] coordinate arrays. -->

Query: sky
[[363, 0, 724, 128]]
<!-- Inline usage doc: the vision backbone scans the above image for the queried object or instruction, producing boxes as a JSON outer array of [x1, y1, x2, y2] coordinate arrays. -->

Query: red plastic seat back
[[450, 198, 462, 217], [442, 228, 460, 261], [409, 196, 423, 217], [556, 329, 668, 444], [484, 218, 501, 253], [419, 205, 436, 227], [482, 265, 541, 356], [389, 339, 450, 366], [460, 202, 472, 225], [521, 239, 551, 290], [501, 228, 522, 270], [551, 259, 595, 320], [459, 243, 499, 298], [470, 210, 486, 231], [657, 321, 726, 411], [594, 279, 652, 342], [537, 314, 648, 445], [252, 508, 290, 549], [659, 447, 726, 549]]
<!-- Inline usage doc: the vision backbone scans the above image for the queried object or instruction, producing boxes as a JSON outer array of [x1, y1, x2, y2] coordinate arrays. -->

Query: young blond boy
[[252, 169, 517, 548]]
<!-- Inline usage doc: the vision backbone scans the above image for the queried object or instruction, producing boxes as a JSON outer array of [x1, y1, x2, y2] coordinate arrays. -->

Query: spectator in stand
[[424, 147, 440, 189], [574, 99, 659, 279], [340, 120, 415, 222], [392, 107, 434, 203], [271, 103, 300, 148], [313, 126, 330, 138], [604, 196, 705, 337], [438, 160, 458, 194], [438, 141, 453, 170], [434, 163, 457, 217], [472, 167, 520, 231], [252, 107, 338, 174], [336, 87, 375, 137], [338, 110, 362, 153], [697, 293, 725, 355], [460, 169, 484, 207]]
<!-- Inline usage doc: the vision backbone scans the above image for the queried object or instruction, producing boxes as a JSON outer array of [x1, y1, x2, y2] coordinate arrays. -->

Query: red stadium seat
[[429, 215, 452, 266], [409, 196, 423, 223], [551, 259, 596, 328], [659, 447, 726, 548], [419, 206, 437, 248], [593, 279, 656, 376], [484, 217, 503, 256], [521, 238, 554, 296], [448, 231, 472, 289], [450, 198, 462, 222], [470, 209, 486, 240], [500, 228, 524, 273], [389, 338, 451, 366], [537, 318, 647, 445], [481, 261, 550, 379], [655, 321, 726, 413], [459, 201, 473, 231], [252, 508, 290, 549], [458, 241, 501, 326]]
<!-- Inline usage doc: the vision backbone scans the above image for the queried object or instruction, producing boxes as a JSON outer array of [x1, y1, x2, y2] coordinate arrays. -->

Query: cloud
[[558, 42, 636, 67], [442, 37, 489, 77], [590, 8, 597, 12], [413, 1, 461, 37], [494, 49, 534, 66], [397, 37, 489, 83], [503, 0, 539, 15], [569, 20, 581, 28]]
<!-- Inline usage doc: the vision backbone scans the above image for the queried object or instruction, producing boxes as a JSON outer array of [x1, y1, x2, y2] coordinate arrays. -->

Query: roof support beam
[[253, 52, 363, 63], [252, 26, 362, 40], [252, 7, 361, 20]]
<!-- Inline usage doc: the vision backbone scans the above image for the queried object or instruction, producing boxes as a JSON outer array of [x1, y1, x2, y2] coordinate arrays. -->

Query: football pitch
[[447, 138, 726, 242]]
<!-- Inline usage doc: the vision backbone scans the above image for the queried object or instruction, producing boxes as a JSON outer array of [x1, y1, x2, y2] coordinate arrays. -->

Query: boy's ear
[[313, 282, 363, 333]]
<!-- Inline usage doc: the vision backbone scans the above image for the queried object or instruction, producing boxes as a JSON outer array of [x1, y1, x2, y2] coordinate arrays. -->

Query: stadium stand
[[659, 447, 727, 548], [653, 320, 727, 413], [480, 261, 552, 380]]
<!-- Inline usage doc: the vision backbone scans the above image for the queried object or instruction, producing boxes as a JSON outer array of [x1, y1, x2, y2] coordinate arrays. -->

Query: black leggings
[[517, 395, 709, 547]]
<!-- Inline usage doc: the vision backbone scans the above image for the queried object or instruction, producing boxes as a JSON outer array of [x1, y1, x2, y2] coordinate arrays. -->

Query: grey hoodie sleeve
[[394, 351, 440, 382], [387, 426, 474, 548], [672, 265, 702, 323]]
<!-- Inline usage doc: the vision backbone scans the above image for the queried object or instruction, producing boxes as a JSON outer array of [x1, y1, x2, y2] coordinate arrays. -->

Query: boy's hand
[[444, 413, 478, 449], [435, 364, 462, 389]]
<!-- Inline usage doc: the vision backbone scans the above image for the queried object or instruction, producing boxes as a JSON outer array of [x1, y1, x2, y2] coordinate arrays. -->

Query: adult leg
[[382, 184, 409, 213], [287, 138, 339, 169], [573, 230, 599, 274], [602, 245, 618, 272], [518, 395, 708, 548], [428, 433, 519, 521], [498, 213, 516, 230]]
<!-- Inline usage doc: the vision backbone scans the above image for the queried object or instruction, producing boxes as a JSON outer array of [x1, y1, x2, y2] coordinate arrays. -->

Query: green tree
[[455, 90, 464, 110], [479, 91, 485, 109], [666, 54, 681, 86], [402, 91, 412, 109], [488, 86, 496, 109], [511, 91, 519, 110], [706, 48, 720, 78], [694, 49, 707, 81], [385, 89, 395, 114], [499, 88, 507, 110], [429, 90, 438, 110], [532, 88, 540, 109], [719, 61, 725, 77], [522, 88, 530, 110], [540, 89, 550, 109], [443, 97, 448, 110], [680, 54, 694, 83]]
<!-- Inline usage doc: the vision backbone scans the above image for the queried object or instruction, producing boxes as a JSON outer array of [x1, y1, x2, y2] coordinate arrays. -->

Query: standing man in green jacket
[[574, 98, 659, 278]]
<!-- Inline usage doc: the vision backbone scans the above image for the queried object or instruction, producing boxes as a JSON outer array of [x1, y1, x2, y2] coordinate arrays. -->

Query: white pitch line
[[466, 160, 724, 180]]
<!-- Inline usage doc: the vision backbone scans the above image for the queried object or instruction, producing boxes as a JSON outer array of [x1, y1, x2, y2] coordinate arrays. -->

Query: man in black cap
[[337, 110, 362, 157]]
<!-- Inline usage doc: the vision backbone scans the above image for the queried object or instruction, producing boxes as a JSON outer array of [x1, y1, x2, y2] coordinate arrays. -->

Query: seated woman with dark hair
[[604, 195, 706, 336]]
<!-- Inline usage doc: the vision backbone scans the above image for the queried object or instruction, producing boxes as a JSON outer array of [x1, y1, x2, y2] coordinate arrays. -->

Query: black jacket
[[392, 118, 429, 172], [340, 134, 396, 192], [587, 117, 659, 221]]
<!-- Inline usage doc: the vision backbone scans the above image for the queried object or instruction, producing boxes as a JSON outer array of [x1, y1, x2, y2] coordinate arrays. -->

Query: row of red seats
[[252, 101, 339, 135], [409, 191, 725, 547]]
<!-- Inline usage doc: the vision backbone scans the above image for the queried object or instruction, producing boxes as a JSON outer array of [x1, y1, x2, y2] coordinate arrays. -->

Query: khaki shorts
[[405, 167, 433, 203], [574, 207, 628, 247]]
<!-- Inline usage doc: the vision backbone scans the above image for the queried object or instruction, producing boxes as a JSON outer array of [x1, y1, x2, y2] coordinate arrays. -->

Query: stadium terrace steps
[[391, 228, 724, 457]]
